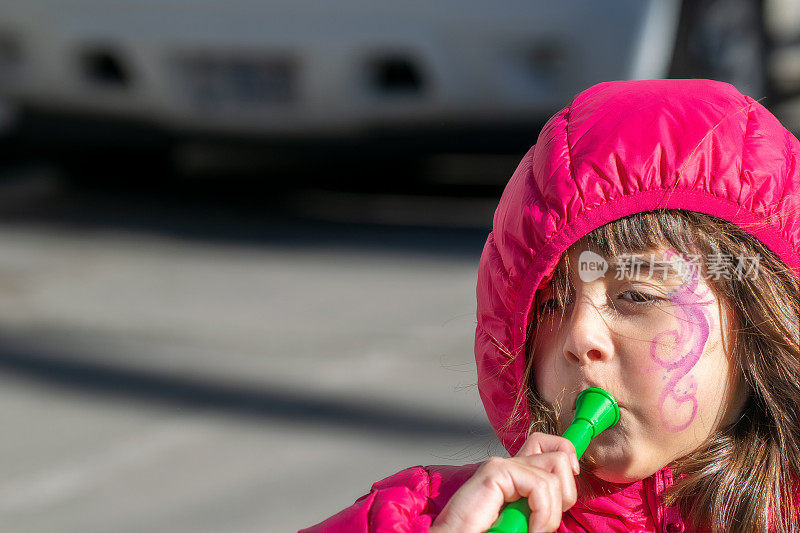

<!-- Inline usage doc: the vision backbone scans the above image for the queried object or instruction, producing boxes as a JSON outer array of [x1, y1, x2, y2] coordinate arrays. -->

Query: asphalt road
[[0, 165, 503, 532]]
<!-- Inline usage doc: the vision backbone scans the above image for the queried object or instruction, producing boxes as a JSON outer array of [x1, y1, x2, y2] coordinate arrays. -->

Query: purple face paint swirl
[[649, 251, 714, 432]]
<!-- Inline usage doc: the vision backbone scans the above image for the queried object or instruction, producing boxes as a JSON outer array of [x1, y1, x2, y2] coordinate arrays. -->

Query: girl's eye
[[538, 296, 573, 315], [538, 290, 662, 316], [539, 298, 560, 314], [618, 290, 661, 305]]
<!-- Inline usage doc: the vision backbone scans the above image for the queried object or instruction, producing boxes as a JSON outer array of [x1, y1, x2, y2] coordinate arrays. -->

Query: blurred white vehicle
[[0, 0, 769, 157]]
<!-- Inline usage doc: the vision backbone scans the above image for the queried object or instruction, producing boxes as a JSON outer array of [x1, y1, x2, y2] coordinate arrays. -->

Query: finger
[[545, 470, 563, 532], [527, 470, 562, 533], [547, 451, 579, 509], [526, 470, 553, 533], [512, 451, 578, 508], [516, 432, 579, 468]]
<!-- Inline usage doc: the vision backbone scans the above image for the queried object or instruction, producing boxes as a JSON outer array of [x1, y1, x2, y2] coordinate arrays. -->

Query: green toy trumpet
[[486, 387, 620, 533]]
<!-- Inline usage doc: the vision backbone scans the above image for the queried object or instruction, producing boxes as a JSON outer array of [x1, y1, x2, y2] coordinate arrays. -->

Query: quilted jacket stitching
[[741, 98, 754, 195], [564, 104, 588, 213]]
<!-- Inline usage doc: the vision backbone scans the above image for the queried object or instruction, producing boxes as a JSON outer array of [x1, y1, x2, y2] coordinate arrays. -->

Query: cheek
[[531, 329, 567, 404], [638, 286, 718, 433], [532, 346, 558, 399]]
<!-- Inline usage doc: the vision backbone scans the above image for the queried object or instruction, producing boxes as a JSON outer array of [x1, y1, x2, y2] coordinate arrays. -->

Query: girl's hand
[[430, 432, 580, 533]]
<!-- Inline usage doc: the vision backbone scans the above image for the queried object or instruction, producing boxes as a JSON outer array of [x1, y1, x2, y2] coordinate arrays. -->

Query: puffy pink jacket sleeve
[[299, 463, 480, 533]]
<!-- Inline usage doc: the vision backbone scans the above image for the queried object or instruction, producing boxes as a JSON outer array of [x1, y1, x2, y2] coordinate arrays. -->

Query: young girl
[[301, 79, 800, 533]]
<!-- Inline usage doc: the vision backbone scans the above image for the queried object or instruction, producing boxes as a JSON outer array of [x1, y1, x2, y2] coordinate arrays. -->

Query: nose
[[562, 295, 615, 365]]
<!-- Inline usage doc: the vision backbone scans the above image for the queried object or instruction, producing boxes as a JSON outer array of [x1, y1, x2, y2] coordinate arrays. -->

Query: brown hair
[[520, 210, 799, 533]]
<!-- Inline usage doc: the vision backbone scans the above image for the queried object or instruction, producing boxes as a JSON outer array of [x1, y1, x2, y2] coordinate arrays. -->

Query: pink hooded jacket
[[301, 79, 800, 533]]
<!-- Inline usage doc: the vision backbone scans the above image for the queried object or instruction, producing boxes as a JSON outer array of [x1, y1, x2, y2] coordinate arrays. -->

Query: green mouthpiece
[[486, 387, 619, 533]]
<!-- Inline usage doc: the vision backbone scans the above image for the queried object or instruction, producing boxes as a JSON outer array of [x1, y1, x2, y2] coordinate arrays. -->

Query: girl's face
[[532, 239, 749, 483]]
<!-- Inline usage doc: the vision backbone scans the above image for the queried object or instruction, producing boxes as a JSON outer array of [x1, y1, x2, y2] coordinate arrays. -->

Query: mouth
[[569, 395, 625, 413]]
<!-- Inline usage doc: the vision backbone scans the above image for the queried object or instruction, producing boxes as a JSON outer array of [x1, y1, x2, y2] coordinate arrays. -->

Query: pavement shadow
[[0, 341, 492, 440]]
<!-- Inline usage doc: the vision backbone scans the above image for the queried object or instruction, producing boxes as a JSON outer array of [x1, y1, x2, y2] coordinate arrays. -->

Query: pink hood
[[475, 78, 800, 455]]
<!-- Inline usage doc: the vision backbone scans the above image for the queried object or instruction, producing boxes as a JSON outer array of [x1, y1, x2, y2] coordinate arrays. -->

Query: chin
[[583, 442, 652, 484], [588, 455, 663, 484]]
